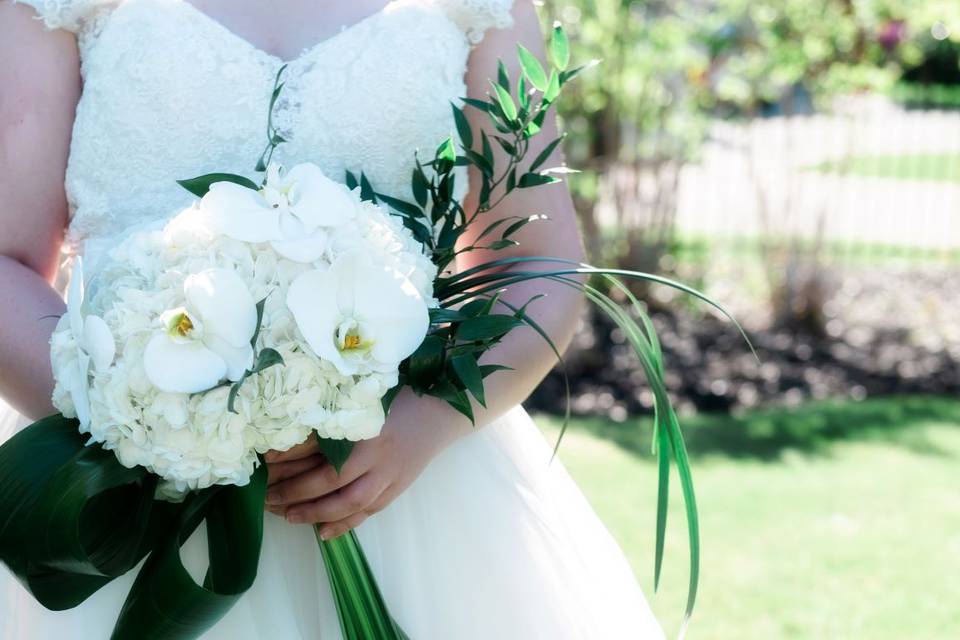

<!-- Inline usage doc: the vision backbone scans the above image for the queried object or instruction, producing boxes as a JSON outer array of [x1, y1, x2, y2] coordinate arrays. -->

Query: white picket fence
[[675, 98, 960, 254]]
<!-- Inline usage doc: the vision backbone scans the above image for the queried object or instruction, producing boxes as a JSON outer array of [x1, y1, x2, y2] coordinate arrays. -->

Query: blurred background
[[526, 1, 960, 637]]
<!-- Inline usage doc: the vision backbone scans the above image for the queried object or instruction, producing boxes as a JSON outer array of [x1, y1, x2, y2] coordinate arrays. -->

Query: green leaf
[[451, 103, 473, 149], [462, 149, 494, 177], [506, 167, 517, 191], [250, 298, 267, 350], [112, 465, 267, 639], [518, 173, 561, 188], [345, 171, 359, 191], [359, 173, 377, 203], [490, 81, 518, 122], [406, 335, 445, 389], [481, 131, 494, 167], [478, 363, 513, 378], [486, 239, 519, 251], [517, 73, 530, 112], [543, 71, 561, 104], [517, 44, 548, 92], [493, 136, 516, 156], [461, 97, 493, 113], [251, 348, 284, 374], [376, 193, 424, 220], [496, 60, 510, 92], [455, 315, 522, 342], [529, 136, 565, 173], [429, 307, 468, 325], [315, 435, 355, 475], [176, 173, 258, 198], [411, 167, 429, 208], [451, 354, 485, 406], [503, 214, 547, 239], [0, 416, 176, 611], [549, 22, 570, 71], [560, 59, 599, 85]]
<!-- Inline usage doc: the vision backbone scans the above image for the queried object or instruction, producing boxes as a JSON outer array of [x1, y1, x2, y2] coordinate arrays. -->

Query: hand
[[264, 393, 463, 540]]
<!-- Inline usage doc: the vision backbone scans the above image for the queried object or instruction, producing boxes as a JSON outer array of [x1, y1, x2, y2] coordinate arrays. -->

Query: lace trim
[[429, 0, 514, 44], [12, 0, 116, 33]]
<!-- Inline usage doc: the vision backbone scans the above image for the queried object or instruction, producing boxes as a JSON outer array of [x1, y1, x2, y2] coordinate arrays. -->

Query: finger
[[267, 454, 324, 486], [317, 511, 371, 541], [266, 459, 363, 506], [265, 438, 321, 463], [285, 474, 384, 525]]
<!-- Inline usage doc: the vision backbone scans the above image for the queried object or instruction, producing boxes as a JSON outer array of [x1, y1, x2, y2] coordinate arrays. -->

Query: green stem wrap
[[318, 528, 409, 639], [0, 414, 268, 639]]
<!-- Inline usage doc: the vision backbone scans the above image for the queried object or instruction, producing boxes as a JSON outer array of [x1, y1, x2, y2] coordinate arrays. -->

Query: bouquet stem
[[316, 527, 409, 639]]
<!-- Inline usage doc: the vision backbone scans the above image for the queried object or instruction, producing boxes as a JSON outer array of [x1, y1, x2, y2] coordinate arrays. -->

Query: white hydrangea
[[50, 163, 433, 495]]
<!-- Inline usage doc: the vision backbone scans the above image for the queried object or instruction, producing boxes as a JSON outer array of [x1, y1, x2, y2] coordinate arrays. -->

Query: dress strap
[[430, 0, 514, 44], [13, 0, 116, 33]]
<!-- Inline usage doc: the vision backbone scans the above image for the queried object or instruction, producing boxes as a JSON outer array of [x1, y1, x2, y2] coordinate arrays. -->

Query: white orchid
[[59, 258, 116, 428], [287, 251, 430, 376], [197, 163, 355, 263], [143, 269, 257, 394]]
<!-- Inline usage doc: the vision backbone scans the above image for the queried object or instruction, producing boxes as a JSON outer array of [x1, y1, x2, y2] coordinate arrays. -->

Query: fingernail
[[318, 527, 332, 540], [266, 491, 281, 505], [287, 512, 304, 524], [264, 452, 278, 462]]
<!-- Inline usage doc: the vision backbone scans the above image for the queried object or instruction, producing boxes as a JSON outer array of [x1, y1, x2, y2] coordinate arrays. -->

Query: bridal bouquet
[[0, 25, 741, 639]]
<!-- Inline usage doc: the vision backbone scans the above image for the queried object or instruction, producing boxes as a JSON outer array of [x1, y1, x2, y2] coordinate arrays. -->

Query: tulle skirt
[[0, 398, 664, 639]]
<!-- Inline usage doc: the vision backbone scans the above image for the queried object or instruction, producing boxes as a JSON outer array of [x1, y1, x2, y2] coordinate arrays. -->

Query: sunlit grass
[[536, 396, 960, 639], [814, 154, 960, 183]]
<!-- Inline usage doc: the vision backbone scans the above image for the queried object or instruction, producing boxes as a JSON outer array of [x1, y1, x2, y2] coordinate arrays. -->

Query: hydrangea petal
[[144, 333, 227, 394]]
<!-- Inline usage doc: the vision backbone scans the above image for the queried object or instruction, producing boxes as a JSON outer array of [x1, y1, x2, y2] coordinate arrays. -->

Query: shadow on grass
[[550, 396, 960, 462]]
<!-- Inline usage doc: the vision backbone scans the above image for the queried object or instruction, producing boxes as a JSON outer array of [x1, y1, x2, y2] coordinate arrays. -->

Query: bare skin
[[0, 0, 584, 540]]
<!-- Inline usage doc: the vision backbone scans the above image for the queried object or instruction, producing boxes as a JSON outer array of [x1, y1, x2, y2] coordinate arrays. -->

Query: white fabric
[[2, 1, 665, 637]]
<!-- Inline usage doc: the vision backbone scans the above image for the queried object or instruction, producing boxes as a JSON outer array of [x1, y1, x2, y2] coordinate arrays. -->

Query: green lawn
[[814, 154, 960, 183], [536, 396, 960, 639]]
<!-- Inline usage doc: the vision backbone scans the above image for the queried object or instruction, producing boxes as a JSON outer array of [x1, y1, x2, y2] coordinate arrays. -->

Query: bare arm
[[267, 2, 586, 536], [0, 2, 81, 419]]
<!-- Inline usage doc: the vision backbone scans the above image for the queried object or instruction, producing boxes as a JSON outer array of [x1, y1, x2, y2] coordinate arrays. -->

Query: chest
[[182, 0, 393, 62], [66, 0, 472, 210]]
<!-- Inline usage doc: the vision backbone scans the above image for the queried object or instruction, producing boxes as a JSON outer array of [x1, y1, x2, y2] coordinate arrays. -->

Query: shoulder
[[12, 0, 117, 33], [426, 0, 515, 44]]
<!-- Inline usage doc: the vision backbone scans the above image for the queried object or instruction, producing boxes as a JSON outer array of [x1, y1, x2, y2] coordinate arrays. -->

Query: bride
[[0, 0, 665, 637]]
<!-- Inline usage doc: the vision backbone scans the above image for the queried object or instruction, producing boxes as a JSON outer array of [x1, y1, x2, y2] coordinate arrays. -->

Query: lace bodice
[[15, 0, 514, 254]]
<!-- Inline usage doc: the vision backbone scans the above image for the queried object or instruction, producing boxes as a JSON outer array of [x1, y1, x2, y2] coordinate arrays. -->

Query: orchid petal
[[353, 264, 430, 365], [203, 333, 254, 382], [83, 315, 116, 372], [67, 257, 85, 339], [144, 333, 227, 394], [284, 163, 356, 229], [184, 269, 257, 348], [270, 229, 329, 263], [70, 352, 92, 429], [198, 181, 281, 243], [286, 268, 351, 372]]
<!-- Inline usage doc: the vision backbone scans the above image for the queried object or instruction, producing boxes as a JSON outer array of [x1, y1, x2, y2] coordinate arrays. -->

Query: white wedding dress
[[0, 1, 664, 637]]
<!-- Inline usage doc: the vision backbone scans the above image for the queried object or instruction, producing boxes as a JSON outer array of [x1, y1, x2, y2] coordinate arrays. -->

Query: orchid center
[[335, 319, 371, 353], [161, 307, 201, 344]]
